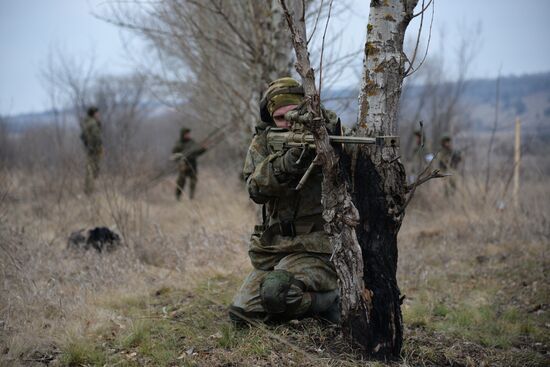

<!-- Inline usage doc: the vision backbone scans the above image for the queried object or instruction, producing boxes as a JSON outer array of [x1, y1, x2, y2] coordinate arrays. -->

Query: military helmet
[[260, 77, 304, 123], [87, 106, 99, 117], [440, 133, 452, 143]]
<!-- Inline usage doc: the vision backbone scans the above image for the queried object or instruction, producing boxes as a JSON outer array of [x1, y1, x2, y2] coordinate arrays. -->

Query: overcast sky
[[1, 0, 549, 115]]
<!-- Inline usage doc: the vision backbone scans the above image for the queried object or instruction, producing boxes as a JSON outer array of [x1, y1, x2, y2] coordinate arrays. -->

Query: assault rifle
[[266, 129, 399, 152], [266, 111, 399, 190]]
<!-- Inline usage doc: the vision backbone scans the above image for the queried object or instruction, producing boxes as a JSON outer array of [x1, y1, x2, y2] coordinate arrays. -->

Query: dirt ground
[[0, 167, 548, 366]]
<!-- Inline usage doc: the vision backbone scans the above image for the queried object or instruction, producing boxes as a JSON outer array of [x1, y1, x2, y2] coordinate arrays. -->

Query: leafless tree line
[[1, 1, 543, 206], [0, 48, 153, 191], [100, 0, 294, 149], [99, 0, 357, 151], [0, 0, 371, 179], [399, 23, 482, 157]]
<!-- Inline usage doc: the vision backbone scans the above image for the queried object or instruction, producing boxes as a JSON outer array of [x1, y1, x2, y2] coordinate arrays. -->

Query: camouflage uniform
[[231, 78, 339, 323], [172, 128, 206, 200], [80, 108, 102, 195], [437, 134, 462, 196]]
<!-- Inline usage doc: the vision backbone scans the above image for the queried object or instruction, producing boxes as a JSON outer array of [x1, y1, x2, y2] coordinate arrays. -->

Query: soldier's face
[[272, 104, 298, 129]]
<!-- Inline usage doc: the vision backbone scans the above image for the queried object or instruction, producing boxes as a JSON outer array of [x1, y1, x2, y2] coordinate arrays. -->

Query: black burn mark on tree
[[344, 148, 405, 358]]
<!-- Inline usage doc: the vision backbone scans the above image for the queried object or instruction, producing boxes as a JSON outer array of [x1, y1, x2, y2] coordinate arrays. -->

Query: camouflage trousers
[[175, 169, 197, 200], [84, 153, 101, 195], [231, 250, 337, 321], [443, 171, 458, 197]]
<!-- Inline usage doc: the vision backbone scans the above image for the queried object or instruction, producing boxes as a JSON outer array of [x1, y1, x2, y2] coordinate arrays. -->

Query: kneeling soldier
[[230, 77, 340, 324]]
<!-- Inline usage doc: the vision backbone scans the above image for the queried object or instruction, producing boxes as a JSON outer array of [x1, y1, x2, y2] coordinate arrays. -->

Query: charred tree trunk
[[352, 0, 419, 358]]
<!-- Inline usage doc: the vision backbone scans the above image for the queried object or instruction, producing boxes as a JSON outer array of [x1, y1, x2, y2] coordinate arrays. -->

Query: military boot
[[189, 178, 196, 200], [309, 289, 340, 324], [175, 188, 182, 201]]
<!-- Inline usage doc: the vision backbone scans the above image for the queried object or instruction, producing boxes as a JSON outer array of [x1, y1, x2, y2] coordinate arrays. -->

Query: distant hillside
[[3, 102, 168, 134], [462, 72, 550, 133], [463, 72, 550, 107], [4, 110, 69, 133], [5, 72, 550, 135], [324, 72, 550, 133]]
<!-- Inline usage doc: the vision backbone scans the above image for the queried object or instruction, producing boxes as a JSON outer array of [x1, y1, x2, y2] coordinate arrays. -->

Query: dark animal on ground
[[67, 227, 121, 253]]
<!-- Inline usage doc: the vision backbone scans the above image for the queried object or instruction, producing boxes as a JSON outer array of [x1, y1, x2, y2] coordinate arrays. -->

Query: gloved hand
[[273, 147, 314, 176], [284, 109, 313, 126]]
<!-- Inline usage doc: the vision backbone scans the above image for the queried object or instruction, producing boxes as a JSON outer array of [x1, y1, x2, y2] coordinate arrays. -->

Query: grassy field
[[0, 167, 548, 366]]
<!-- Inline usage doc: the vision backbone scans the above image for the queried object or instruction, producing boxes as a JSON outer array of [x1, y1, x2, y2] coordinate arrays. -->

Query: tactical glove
[[273, 147, 314, 176]]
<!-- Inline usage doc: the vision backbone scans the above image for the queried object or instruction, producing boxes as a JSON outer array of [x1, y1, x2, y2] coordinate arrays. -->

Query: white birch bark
[[357, 0, 417, 137], [350, 0, 418, 357]]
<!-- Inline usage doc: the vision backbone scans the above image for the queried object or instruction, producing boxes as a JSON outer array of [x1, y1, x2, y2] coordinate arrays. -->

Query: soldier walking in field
[[80, 106, 103, 195], [438, 133, 462, 196], [230, 77, 340, 324], [171, 127, 207, 200]]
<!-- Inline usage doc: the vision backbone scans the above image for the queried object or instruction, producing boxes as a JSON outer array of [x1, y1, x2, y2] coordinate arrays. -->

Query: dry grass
[[0, 164, 548, 366], [0, 167, 252, 366]]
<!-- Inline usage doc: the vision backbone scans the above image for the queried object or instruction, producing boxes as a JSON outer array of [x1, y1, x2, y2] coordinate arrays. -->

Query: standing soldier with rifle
[[171, 127, 207, 200], [80, 106, 103, 195], [438, 133, 462, 196]]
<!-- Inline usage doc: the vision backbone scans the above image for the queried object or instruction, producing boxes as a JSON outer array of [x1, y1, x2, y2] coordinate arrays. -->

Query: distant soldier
[[80, 106, 103, 195], [438, 133, 462, 195], [171, 127, 207, 200], [230, 77, 340, 324]]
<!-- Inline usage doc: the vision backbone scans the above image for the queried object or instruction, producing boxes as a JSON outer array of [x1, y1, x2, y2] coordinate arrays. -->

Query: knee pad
[[260, 270, 304, 314]]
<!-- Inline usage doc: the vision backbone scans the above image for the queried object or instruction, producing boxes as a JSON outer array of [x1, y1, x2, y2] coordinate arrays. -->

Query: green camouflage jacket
[[172, 138, 206, 172], [80, 117, 102, 156], [243, 110, 339, 269], [438, 147, 462, 173]]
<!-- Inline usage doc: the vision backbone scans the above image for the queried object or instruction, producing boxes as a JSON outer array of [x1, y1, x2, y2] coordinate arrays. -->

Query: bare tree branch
[[318, 0, 334, 98], [404, 0, 435, 78]]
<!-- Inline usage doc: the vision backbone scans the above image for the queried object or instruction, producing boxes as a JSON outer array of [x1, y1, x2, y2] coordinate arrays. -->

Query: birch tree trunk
[[351, 0, 419, 358]]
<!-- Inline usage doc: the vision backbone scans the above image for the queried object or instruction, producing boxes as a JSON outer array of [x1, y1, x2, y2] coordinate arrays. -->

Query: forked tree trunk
[[280, 0, 418, 360], [351, 0, 419, 358]]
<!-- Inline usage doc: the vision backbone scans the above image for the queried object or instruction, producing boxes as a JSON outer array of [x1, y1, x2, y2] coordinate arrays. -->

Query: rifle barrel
[[271, 130, 399, 148], [328, 135, 376, 144], [290, 133, 376, 145]]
